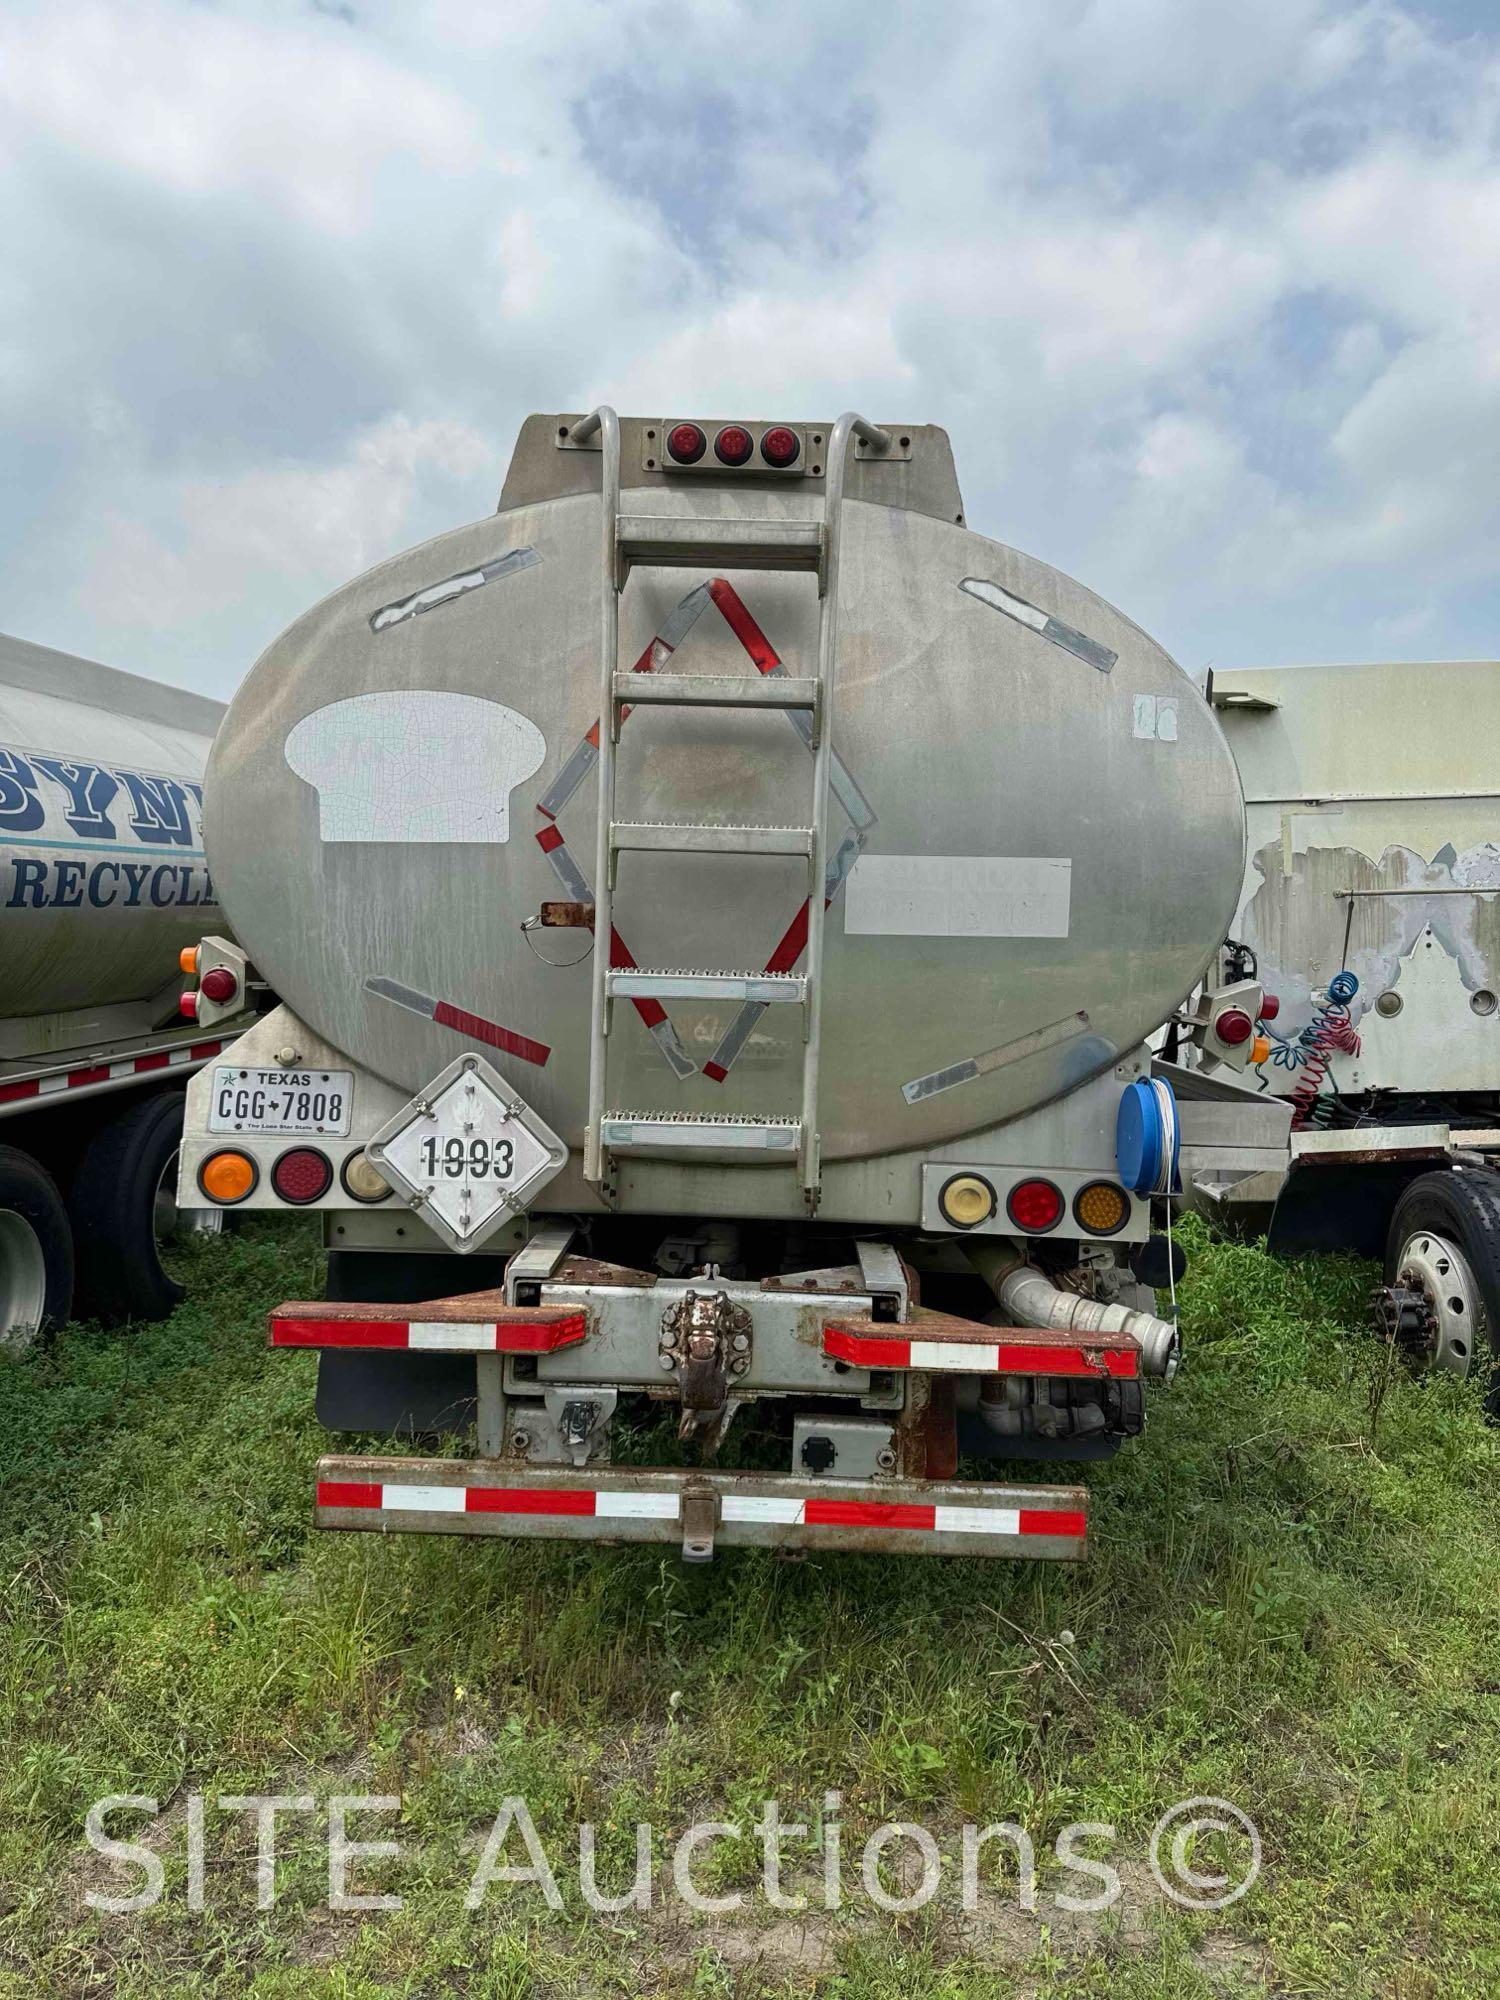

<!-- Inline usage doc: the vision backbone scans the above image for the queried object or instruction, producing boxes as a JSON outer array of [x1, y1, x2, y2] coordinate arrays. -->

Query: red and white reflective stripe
[[363, 975, 551, 1068], [822, 1325, 1139, 1380], [0, 1039, 226, 1108], [274, 1311, 586, 1353], [316, 1480, 1085, 1541], [318, 1481, 680, 1518], [721, 1494, 1086, 1538]]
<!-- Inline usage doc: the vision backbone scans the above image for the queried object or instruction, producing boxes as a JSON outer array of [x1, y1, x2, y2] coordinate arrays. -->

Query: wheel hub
[[1388, 1230, 1487, 1378], [0, 1207, 48, 1352]]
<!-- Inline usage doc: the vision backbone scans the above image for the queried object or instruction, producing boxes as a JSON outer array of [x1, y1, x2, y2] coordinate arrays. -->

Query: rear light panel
[[645, 422, 817, 476]]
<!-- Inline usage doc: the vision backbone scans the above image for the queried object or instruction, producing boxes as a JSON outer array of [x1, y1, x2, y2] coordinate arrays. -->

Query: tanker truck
[[177, 408, 1265, 1562], [1, 633, 256, 1346]]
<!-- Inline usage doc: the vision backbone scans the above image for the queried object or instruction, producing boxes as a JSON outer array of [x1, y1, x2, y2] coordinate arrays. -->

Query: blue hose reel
[[1115, 1075, 1182, 1197]]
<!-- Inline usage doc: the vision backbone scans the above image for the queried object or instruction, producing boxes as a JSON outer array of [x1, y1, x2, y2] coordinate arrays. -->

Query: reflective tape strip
[[934, 1504, 1020, 1536], [364, 977, 551, 1068], [0, 1038, 226, 1106], [908, 1338, 1002, 1372], [595, 1491, 680, 1519], [823, 1324, 1137, 1380], [315, 1479, 1086, 1544], [722, 1494, 806, 1525], [275, 1312, 587, 1353], [383, 1484, 466, 1513]]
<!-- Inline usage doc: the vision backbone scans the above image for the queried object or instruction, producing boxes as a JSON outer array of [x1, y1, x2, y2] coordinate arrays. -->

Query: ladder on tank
[[568, 405, 892, 1201]]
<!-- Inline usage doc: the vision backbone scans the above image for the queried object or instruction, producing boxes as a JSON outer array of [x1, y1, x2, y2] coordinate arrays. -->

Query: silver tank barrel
[[205, 414, 1245, 1174], [0, 633, 224, 1019]]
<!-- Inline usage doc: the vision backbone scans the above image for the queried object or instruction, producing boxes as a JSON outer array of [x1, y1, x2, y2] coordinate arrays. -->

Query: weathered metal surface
[[1, 632, 225, 1024], [205, 414, 1243, 1216], [1216, 661, 1500, 1099]]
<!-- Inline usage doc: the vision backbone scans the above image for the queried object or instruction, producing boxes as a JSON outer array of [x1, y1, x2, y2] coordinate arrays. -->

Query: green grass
[[0, 1217, 1497, 1997]]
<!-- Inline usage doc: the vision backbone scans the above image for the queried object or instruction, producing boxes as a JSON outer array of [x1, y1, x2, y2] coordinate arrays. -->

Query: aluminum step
[[600, 1113, 802, 1156], [606, 969, 807, 1004], [609, 821, 815, 858], [614, 671, 819, 712], [616, 515, 823, 574]]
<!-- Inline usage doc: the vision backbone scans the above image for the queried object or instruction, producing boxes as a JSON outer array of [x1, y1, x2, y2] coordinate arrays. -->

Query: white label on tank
[[1133, 693, 1178, 741], [284, 692, 546, 843], [844, 855, 1071, 938]]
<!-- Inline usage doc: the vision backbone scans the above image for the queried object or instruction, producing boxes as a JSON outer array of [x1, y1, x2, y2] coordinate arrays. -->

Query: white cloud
[[2, 0, 1500, 692]]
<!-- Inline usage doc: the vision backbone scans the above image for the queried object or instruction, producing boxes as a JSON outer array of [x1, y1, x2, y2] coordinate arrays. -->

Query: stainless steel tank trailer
[[177, 408, 1261, 1561], [0, 634, 260, 1347]]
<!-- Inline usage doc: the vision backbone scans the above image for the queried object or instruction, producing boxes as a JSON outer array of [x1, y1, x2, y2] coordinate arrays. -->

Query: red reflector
[[714, 425, 754, 466], [1258, 993, 1281, 1021], [271, 1147, 333, 1205], [1006, 1178, 1064, 1233], [465, 1487, 596, 1516], [1214, 1007, 1255, 1047], [200, 966, 237, 1003], [1019, 1508, 1087, 1538], [178, 990, 199, 1019], [318, 1481, 381, 1509], [666, 422, 706, 464], [760, 425, 801, 467]]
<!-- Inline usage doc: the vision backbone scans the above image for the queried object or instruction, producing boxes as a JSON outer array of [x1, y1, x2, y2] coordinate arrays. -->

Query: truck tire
[[69, 1091, 189, 1324], [1384, 1170, 1500, 1417], [0, 1146, 73, 1348]]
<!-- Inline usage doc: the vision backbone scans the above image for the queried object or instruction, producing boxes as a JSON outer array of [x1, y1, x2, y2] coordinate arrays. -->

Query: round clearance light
[[271, 1147, 333, 1206], [1074, 1180, 1128, 1237], [341, 1149, 393, 1204], [178, 990, 199, 1020], [198, 1150, 257, 1205], [1006, 1177, 1065, 1234], [938, 1173, 996, 1229], [200, 966, 238, 1004], [1258, 992, 1281, 1021], [178, 944, 200, 976], [666, 422, 706, 465], [714, 425, 755, 466], [760, 425, 801, 468], [1214, 1006, 1255, 1047]]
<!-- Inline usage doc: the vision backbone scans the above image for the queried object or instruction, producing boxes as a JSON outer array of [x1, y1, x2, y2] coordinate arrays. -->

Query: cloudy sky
[[2, 0, 1497, 700]]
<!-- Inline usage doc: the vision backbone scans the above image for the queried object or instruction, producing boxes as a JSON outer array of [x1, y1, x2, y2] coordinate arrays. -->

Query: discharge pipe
[[964, 1240, 1180, 1380]]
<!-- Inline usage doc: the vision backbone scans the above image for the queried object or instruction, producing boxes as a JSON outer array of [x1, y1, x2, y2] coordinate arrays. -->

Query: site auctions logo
[[82, 1792, 1262, 1916]]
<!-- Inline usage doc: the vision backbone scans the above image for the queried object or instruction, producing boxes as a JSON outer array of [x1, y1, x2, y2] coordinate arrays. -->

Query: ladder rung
[[600, 1114, 802, 1157], [606, 969, 807, 1004], [610, 822, 814, 858], [617, 515, 823, 574], [614, 671, 819, 712]]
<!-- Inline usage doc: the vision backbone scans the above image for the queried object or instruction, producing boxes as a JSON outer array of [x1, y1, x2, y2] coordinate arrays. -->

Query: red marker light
[[178, 990, 200, 1020], [714, 425, 754, 466], [200, 967, 238, 1004], [1258, 993, 1281, 1021], [1006, 1178, 1065, 1233], [1214, 1007, 1255, 1047], [760, 426, 801, 468], [666, 423, 706, 464], [272, 1147, 333, 1205]]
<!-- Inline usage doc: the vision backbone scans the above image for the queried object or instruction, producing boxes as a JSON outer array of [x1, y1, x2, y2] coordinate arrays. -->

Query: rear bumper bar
[[315, 1457, 1088, 1560]]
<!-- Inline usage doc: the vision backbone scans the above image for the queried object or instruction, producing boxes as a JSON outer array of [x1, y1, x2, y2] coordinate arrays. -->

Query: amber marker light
[[198, 1151, 258, 1204]]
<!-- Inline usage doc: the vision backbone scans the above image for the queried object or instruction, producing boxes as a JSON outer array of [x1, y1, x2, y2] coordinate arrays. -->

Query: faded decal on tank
[[845, 855, 1071, 940], [902, 1011, 1093, 1104], [1241, 838, 1500, 1040], [368, 547, 540, 633], [959, 577, 1117, 674], [1132, 693, 1178, 741], [286, 692, 546, 844], [365, 975, 551, 1067]]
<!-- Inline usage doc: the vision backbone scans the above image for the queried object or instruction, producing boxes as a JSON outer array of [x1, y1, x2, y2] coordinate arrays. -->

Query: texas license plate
[[207, 1066, 354, 1137]]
